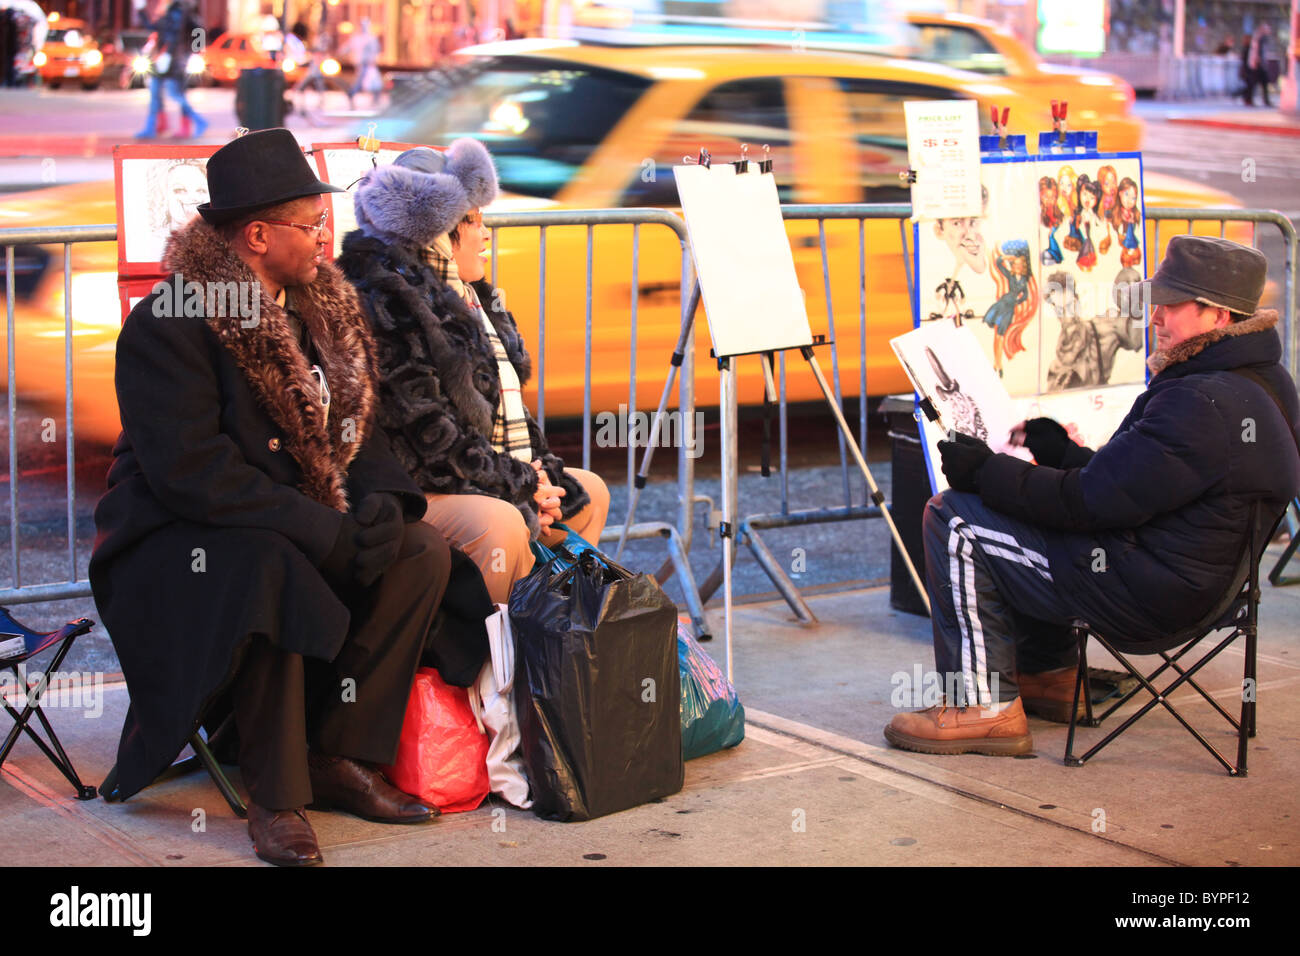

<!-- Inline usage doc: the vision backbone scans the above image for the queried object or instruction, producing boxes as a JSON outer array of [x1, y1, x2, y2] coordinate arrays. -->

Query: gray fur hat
[[352, 138, 499, 247]]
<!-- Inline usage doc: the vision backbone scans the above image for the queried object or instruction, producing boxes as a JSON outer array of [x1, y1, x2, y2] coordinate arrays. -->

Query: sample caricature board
[[891, 323, 1032, 493], [114, 144, 220, 277], [312, 141, 426, 258], [909, 147, 1149, 490], [674, 162, 814, 358]]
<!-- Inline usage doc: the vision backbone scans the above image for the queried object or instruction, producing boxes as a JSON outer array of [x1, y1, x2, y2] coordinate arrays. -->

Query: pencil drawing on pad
[[674, 162, 814, 358]]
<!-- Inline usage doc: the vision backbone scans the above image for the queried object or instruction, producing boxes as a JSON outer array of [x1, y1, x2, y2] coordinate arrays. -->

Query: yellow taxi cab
[[0, 43, 1253, 445], [369, 41, 1242, 415], [902, 12, 1141, 150], [34, 16, 103, 90], [202, 32, 308, 86]]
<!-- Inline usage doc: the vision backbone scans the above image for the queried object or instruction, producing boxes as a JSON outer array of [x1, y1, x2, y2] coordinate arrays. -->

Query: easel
[[623, 147, 930, 680]]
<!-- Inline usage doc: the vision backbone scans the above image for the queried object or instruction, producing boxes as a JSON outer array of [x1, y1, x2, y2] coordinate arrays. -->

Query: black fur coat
[[336, 231, 588, 538]]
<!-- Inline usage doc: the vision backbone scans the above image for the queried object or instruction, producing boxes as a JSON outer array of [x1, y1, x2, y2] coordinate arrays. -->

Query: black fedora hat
[[198, 128, 346, 225]]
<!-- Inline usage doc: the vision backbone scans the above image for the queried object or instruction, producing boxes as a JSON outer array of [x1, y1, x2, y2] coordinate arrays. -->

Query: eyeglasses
[[261, 211, 331, 238]]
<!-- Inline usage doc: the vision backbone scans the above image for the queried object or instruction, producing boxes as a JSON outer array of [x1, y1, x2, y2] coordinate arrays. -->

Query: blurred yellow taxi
[[202, 32, 308, 86], [370, 41, 1238, 415], [902, 12, 1141, 151], [34, 17, 103, 90], [0, 43, 1252, 444]]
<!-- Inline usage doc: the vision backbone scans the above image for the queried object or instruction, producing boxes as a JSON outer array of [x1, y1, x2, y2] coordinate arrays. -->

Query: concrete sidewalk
[[3, 539, 1297, 867], [1136, 98, 1300, 136]]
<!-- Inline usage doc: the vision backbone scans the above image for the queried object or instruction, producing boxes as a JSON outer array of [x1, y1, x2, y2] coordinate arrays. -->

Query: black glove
[[939, 432, 994, 493], [352, 493, 405, 587], [1020, 417, 1073, 469], [320, 493, 405, 589]]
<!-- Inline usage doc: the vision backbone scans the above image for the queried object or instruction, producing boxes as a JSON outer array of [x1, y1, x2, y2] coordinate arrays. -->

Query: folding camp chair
[[1064, 502, 1278, 776], [0, 606, 98, 800], [100, 713, 247, 818]]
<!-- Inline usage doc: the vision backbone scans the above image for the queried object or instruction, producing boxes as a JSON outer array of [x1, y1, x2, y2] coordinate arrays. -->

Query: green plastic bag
[[678, 622, 745, 760]]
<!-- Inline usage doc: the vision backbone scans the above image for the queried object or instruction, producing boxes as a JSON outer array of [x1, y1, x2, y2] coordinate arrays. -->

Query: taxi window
[[237, 38, 249, 52], [836, 79, 965, 203], [904, 24, 1007, 75], [620, 78, 794, 207], [372, 58, 650, 200]]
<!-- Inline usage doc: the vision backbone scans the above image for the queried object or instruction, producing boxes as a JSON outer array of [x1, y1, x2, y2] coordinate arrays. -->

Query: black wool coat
[[335, 231, 588, 540], [89, 218, 429, 801]]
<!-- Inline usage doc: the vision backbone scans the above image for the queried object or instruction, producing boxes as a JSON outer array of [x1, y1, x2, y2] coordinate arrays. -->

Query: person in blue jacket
[[885, 236, 1300, 755]]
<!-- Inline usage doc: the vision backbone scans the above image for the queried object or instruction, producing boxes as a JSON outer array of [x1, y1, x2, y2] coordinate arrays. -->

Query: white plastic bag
[[466, 604, 532, 808]]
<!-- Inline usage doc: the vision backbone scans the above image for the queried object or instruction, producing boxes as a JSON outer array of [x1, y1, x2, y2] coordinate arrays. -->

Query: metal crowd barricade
[[1, 214, 715, 637], [3, 206, 1297, 621], [2, 225, 115, 606], [483, 207, 711, 637]]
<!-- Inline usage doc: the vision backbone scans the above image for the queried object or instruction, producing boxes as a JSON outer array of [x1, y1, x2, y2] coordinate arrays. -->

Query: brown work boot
[[247, 804, 323, 867], [884, 698, 1033, 756], [1018, 666, 1084, 723], [307, 754, 438, 824]]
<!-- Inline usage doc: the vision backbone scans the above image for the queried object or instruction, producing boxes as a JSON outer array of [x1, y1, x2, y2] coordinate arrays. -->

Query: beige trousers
[[423, 468, 610, 605]]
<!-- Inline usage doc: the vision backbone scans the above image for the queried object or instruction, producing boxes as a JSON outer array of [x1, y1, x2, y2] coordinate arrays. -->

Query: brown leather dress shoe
[[1018, 666, 1085, 723], [307, 754, 439, 824], [884, 697, 1033, 756], [247, 803, 323, 867]]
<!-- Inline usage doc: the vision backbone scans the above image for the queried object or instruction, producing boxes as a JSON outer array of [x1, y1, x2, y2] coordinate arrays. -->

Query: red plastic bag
[[382, 668, 490, 813]]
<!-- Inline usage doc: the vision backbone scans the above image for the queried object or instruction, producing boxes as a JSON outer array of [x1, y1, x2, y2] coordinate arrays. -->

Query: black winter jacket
[[335, 231, 588, 538], [979, 311, 1299, 637]]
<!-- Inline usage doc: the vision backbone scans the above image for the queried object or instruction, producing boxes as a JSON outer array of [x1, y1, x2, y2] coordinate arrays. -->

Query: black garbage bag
[[510, 548, 682, 821]]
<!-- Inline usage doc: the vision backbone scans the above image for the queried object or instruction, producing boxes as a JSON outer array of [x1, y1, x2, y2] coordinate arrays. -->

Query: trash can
[[881, 394, 930, 616], [235, 67, 286, 131]]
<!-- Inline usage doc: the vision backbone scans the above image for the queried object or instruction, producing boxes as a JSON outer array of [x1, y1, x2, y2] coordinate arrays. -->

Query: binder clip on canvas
[[978, 105, 1027, 154]]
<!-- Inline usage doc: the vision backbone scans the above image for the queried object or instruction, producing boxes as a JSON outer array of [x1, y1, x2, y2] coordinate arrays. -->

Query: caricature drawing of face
[[1058, 167, 1077, 213], [1119, 182, 1137, 212], [1099, 166, 1118, 200], [165, 163, 209, 231], [934, 215, 987, 276]]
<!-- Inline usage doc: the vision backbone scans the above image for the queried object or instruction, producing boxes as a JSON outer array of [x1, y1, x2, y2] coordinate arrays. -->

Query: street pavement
[[2, 545, 1298, 868]]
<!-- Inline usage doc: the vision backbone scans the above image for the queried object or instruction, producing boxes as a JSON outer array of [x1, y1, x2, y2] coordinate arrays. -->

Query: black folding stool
[[1064, 502, 1279, 777], [0, 607, 98, 799], [100, 714, 247, 818]]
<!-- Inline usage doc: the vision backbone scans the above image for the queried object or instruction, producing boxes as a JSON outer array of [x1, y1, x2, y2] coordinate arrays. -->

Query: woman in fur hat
[[336, 139, 609, 605]]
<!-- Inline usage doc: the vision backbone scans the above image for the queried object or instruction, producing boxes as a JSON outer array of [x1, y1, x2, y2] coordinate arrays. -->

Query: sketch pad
[[675, 163, 814, 358]]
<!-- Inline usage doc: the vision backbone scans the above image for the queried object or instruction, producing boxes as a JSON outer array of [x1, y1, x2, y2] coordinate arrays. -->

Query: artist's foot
[[1018, 666, 1085, 723], [884, 698, 1033, 756]]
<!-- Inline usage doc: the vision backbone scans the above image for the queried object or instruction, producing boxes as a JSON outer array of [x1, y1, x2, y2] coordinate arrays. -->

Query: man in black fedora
[[92, 128, 452, 865], [884, 235, 1300, 756]]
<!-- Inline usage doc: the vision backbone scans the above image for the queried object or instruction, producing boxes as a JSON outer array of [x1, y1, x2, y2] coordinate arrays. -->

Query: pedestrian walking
[[135, 0, 207, 139], [346, 17, 381, 110], [1242, 22, 1273, 107]]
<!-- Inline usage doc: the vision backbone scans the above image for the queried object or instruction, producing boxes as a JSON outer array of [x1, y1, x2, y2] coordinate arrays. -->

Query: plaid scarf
[[423, 237, 532, 462]]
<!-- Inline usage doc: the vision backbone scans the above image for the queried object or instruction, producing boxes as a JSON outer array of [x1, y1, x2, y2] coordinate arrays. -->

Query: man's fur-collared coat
[[89, 218, 428, 802], [335, 231, 588, 539]]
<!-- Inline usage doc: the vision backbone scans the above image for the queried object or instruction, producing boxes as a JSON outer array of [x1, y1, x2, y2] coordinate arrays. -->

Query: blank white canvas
[[675, 163, 813, 358]]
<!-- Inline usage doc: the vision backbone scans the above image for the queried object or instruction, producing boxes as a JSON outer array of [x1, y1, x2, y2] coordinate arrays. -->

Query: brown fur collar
[[1147, 309, 1278, 376], [162, 218, 376, 511]]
